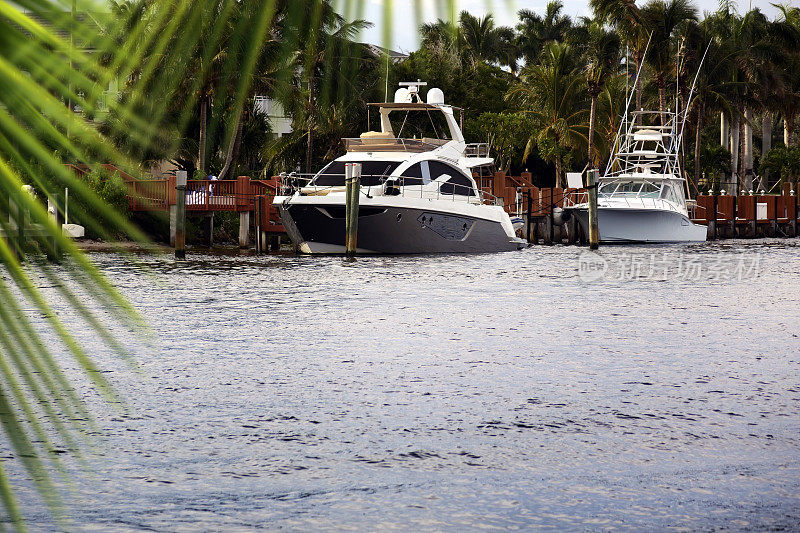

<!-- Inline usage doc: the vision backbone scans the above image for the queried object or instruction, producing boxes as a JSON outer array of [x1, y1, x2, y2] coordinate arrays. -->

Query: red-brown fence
[[126, 178, 171, 211], [690, 193, 799, 238]]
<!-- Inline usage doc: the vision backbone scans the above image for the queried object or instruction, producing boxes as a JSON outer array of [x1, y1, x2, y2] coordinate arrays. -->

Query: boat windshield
[[599, 180, 661, 198], [311, 161, 401, 187]]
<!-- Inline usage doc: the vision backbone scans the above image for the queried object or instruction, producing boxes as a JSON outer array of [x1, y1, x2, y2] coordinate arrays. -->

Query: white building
[[254, 96, 292, 139]]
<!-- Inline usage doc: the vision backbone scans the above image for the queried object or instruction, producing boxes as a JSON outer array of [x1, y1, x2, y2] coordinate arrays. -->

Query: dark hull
[[279, 203, 523, 254]]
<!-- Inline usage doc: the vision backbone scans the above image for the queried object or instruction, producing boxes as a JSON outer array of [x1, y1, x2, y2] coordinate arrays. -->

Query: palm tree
[[775, 4, 800, 147], [582, 22, 621, 166], [641, 0, 698, 115], [591, 0, 648, 119], [296, 8, 371, 173], [507, 42, 588, 187], [420, 11, 517, 69], [596, 74, 629, 165], [495, 26, 521, 74], [516, 1, 574, 65], [459, 12, 499, 65], [680, 21, 738, 192]]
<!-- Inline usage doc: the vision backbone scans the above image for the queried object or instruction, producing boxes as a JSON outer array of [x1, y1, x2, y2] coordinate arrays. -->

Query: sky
[[357, 0, 792, 52]]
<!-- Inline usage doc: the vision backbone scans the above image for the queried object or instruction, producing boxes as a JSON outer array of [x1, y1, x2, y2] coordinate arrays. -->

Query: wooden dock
[[65, 165, 800, 248]]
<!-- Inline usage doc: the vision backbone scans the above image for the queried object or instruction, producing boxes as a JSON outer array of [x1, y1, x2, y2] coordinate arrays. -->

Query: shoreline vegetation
[[6, 1, 799, 248], [61, 0, 800, 246]]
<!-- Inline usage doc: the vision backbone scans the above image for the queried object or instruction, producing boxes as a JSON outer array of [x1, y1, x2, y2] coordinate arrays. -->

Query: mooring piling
[[175, 170, 187, 259], [587, 169, 599, 250], [345, 163, 361, 256]]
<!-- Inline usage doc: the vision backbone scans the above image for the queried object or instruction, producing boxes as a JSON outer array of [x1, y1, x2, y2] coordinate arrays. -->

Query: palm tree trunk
[[588, 95, 597, 166], [720, 113, 728, 147], [217, 111, 243, 180], [198, 96, 208, 174], [762, 113, 771, 155], [555, 157, 562, 189], [738, 118, 746, 191], [785, 113, 793, 147], [744, 109, 753, 190]]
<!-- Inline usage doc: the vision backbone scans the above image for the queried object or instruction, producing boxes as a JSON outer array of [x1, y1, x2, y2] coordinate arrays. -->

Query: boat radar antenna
[[399, 80, 427, 103]]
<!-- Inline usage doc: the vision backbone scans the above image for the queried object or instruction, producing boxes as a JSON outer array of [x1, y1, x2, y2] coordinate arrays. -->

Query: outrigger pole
[[676, 41, 712, 158], [604, 33, 653, 177]]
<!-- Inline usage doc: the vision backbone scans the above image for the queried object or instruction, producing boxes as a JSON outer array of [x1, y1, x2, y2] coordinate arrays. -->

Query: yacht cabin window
[[660, 183, 683, 205], [312, 161, 400, 187], [440, 174, 476, 196], [599, 180, 661, 199], [427, 161, 476, 196], [398, 162, 429, 186]]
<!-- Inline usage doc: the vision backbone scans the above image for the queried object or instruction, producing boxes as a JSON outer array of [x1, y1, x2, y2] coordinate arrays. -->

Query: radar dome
[[394, 88, 411, 103], [427, 88, 445, 105]]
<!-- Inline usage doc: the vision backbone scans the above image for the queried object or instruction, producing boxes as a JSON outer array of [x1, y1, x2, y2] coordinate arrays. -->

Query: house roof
[[364, 44, 409, 62]]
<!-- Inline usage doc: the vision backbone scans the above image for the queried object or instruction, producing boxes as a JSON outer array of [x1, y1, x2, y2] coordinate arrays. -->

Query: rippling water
[[10, 240, 800, 530]]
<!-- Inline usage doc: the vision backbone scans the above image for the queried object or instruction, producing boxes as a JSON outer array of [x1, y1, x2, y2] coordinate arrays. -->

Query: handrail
[[465, 143, 490, 157], [343, 137, 448, 153]]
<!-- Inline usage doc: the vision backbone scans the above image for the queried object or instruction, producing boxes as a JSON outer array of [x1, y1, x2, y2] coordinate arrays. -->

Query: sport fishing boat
[[273, 83, 526, 254], [566, 49, 708, 243]]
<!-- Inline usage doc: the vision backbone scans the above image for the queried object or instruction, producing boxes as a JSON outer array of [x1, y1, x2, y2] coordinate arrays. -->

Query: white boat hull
[[571, 206, 708, 243]]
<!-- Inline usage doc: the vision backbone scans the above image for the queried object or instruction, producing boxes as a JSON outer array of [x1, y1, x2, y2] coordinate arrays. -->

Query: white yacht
[[568, 109, 707, 243], [566, 46, 708, 244], [274, 84, 526, 254]]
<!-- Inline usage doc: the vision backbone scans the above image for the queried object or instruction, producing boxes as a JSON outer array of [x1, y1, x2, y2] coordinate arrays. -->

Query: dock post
[[543, 189, 552, 245], [710, 194, 718, 240], [345, 163, 361, 256], [203, 214, 214, 247], [239, 211, 250, 248], [46, 195, 60, 262], [175, 170, 187, 260], [587, 169, 599, 250], [19, 190, 27, 252], [168, 174, 177, 246], [526, 190, 532, 244], [169, 205, 177, 246], [568, 215, 578, 244], [8, 190, 22, 258]]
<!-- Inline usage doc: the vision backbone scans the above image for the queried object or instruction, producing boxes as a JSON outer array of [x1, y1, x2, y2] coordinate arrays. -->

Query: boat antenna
[[605, 33, 653, 176], [675, 38, 682, 130], [385, 51, 390, 103], [425, 107, 441, 139], [625, 45, 629, 107]]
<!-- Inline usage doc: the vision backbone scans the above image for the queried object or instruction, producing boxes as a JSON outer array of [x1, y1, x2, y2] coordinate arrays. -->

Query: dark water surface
[[12, 240, 800, 530]]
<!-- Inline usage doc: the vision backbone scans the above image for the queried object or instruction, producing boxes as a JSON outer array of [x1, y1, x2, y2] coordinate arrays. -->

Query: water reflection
[[13, 239, 800, 530]]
